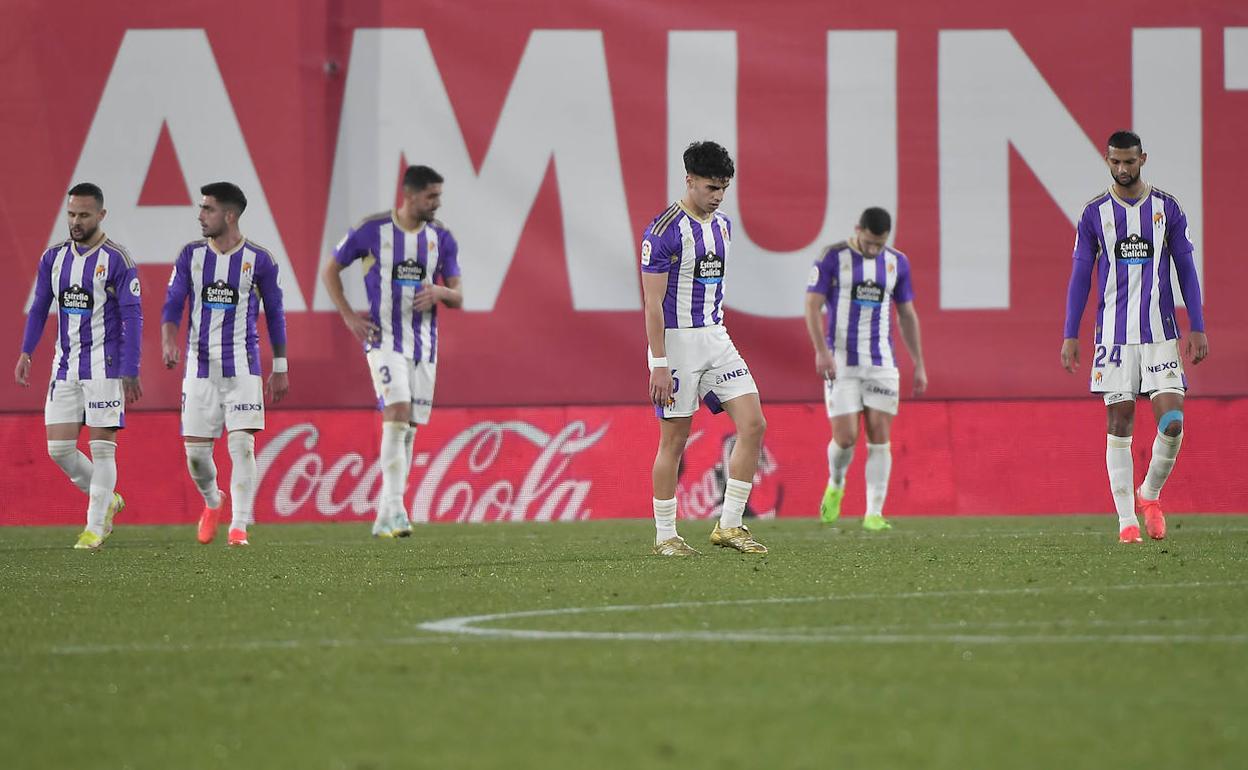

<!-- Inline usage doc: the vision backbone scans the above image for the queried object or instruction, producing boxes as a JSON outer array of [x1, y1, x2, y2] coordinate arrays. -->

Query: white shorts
[[45, 378, 125, 429], [182, 375, 265, 437], [825, 365, 900, 417], [649, 326, 758, 419], [1090, 340, 1187, 405], [367, 349, 436, 425]]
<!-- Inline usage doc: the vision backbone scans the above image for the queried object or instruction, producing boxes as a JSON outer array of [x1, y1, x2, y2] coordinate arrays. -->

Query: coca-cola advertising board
[[4, 399, 1246, 527]]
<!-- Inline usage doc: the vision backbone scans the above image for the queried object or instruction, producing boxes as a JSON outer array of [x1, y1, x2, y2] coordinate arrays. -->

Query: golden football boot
[[710, 523, 769, 554], [653, 535, 700, 556]]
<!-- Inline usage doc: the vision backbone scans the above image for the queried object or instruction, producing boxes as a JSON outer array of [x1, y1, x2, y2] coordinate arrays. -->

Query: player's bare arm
[[266, 342, 289, 404], [321, 259, 379, 344], [1187, 331, 1208, 365], [14, 352, 31, 386], [803, 291, 835, 381], [641, 271, 672, 407], [896, 301, 927, 396], [161, 321, 182, 369]]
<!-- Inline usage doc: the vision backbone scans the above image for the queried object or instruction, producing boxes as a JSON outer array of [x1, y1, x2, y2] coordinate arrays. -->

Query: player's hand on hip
[[649, 367, 674, 408], [1060, 338, 1079, 373], [266, 371, 290, 404], [1187, 332, 1209, 365], [815, 349, 835, 381], [162, 339, 181, 369], [14, 354, 30, 387], [913, 366, 928, 397], [122, 376, 142, 404], [344, 312, 380, 345]]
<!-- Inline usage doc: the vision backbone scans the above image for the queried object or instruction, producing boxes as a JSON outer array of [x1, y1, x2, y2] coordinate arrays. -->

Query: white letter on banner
[[314, 29, 637, 312], [30, 29, 306, 310], [938, 29, 1202, 309], [667, 31, 898, 318]]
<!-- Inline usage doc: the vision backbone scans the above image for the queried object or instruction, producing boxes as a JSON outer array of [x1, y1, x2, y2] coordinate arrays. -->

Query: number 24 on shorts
[[1093, 345, 1122, 367]]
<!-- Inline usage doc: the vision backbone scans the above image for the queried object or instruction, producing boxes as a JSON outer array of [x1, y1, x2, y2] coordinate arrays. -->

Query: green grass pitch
[[2, 516, 1246, 770]]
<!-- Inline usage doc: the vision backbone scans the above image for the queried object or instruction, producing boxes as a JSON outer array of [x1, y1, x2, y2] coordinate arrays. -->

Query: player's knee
[[737, 413, 766, 442], [1159, 413, 1183, 437]]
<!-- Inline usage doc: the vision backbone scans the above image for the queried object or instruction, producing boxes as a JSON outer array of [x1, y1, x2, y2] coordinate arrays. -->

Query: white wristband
[[272, 357, 288, 374], [650, 357, 669, 369]]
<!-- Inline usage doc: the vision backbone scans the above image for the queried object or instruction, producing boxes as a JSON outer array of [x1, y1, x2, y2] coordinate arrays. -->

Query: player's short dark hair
[[201, 182, 248, 214], [683, 141, 735, 180], [1107, 130, 1143, 153], [858, 207, 892, 236], [67, 182, 104, 207], [403, 165, 444, 192]]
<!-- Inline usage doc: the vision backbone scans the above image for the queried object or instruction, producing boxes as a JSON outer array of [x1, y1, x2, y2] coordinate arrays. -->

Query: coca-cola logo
[[255, 420, 610, 523], [676, 429, 782, 520]]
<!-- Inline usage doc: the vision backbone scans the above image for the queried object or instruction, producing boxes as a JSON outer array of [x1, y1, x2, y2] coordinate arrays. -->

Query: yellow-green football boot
[[819, 485, 843, 524], [862, 515, 893, 532]]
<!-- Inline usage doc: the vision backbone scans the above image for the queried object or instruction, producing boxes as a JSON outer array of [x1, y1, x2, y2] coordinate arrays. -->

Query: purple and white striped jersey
[[162, 238, 287, 379], [333, 212, 461, 364], [640, 202, 732, 329], [1064, 186, 1204, 345], [806, 240, 914, 369], [22, 236, 142, 380]]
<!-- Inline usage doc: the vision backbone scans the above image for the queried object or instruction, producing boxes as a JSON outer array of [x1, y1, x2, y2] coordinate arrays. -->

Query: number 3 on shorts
[[1093, 345, 1122, 368], [379, 365, 391, 385]]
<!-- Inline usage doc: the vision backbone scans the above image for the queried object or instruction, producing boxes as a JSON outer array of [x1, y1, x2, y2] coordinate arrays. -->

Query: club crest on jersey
[[1094, 371, 1103, 384], [393, 259, 426, 286], [1114, 234, 1153, 264], [1153, 212, 1165, 226], [242, 261, 253, 275], [59, 284, 93, 315], [717, 219, 729, 241], [203, 279, 240, 309], [852, 280, 884, 307], [695, 252, 724, 284], [94, 264, 107, 278]]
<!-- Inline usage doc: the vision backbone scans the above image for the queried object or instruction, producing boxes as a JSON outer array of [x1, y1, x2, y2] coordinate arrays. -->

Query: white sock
[[86, 440, 117, 535], [48, 440, 93, 495], [1106, 434, 1137, 528], [379, 422, 411, 525], [227, 432, 257, 532], [827, 441, 854, 488], [1140, 430, 1182, 501], [653, 497, 677, 543], [864, 443, 892, 517], [185, 443, 223, 509], [404, 426, 417, 476], [719, 479, 752, 529]]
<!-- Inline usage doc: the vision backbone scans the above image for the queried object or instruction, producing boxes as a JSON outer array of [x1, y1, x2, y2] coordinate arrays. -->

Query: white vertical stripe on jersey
[[833, 248, 853, 366], [1097, 199, 1120, 345], [50, 247, 70, 376], [1146, 194, 1166, 341], [89, 250, 108, 378], [879, 251, 897, 366], [854, 255, 873, 366], [1124, 202, 1143, 344], [675, 218, 696, 329], [698, 220, 717, 325], [231, 247, 255, 375], [379, 227, 395, 351], [400, 229, 418, 359], [417, 230, 436, 362], [66, 254, 86, 379], [207, 248, 232, 378]]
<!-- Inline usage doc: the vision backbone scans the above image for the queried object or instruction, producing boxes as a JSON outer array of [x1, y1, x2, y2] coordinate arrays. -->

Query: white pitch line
[[46, 635, 460, 657], [416, 580, 1248, 644]]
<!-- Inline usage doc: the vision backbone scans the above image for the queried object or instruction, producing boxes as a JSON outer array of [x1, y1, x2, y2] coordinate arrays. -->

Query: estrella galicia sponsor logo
[[393, 259, 426, 286], [694, 252, 724, 285], [715, 367, 750, 386], [1146, 360, 1179, 373], [230, 403, 263, 412], [59, 285, 93, 315], [852, 280, 884, 307], [1114, 234, 1153, 264], [88, 400, 122, 409], [203, 280, 240, 309]]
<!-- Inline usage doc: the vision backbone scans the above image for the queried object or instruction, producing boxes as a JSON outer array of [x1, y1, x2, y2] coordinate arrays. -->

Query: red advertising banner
[[3, 1, 1248, 415], [4, 400, 1245, 528]]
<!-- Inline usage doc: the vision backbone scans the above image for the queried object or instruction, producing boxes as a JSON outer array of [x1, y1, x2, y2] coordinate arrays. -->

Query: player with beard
[[1062, 131, 1208, 543], [15, 183, 142, 549]]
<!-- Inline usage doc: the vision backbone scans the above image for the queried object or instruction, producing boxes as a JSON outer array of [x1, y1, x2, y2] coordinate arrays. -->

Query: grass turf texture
[[1, 516, 1246, 770]]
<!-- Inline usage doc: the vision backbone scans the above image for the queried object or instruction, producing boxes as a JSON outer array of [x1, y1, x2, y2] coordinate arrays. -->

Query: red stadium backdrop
[[3, 1, 1247, 523]]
